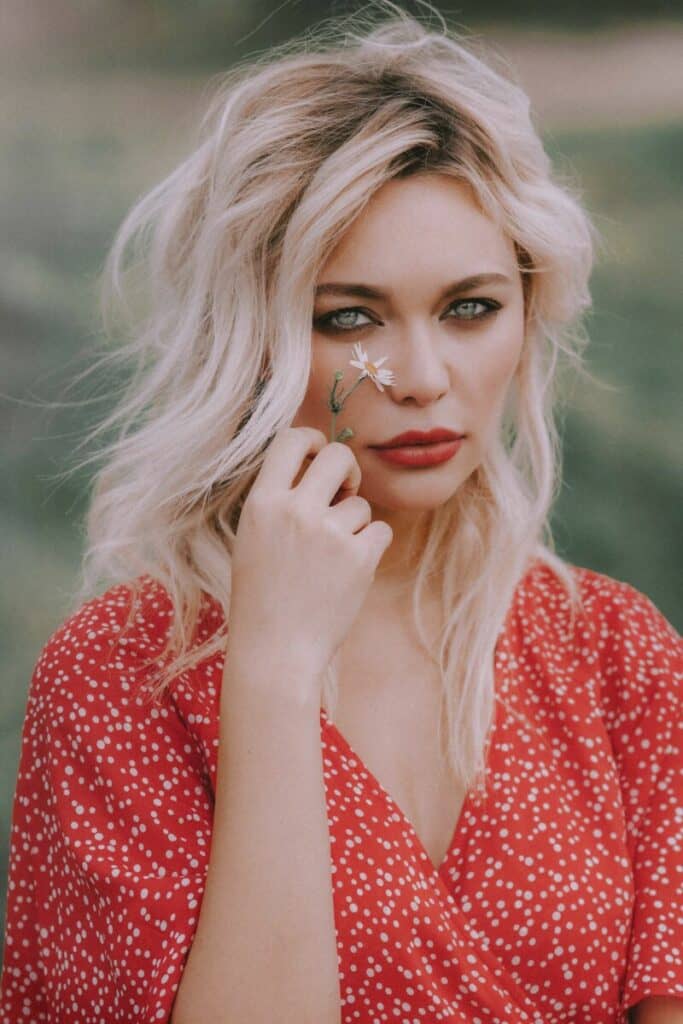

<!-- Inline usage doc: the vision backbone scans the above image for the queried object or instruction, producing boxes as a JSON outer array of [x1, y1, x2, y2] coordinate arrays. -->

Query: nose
[[384, 326, 449, 406]]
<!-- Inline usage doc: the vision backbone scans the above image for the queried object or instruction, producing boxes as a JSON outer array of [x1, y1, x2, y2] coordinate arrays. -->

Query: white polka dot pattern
[[0, 561, 681, 1023]]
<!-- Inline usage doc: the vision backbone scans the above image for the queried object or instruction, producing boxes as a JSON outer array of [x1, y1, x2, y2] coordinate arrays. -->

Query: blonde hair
[[63, 0, 603, 797]]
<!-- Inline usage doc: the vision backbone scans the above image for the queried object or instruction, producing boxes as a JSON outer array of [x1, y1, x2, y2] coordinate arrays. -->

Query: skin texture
[[288, 178, 683, 1018], [631, 997, 683, 1023], [291, 171, 526, 594]]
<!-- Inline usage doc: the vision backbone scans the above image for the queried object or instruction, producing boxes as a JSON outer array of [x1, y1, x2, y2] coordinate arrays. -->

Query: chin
[[364, 474, 468, 510]]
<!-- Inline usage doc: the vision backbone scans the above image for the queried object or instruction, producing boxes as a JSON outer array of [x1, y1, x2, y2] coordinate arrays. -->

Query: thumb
[[367, 520, 393, 561]]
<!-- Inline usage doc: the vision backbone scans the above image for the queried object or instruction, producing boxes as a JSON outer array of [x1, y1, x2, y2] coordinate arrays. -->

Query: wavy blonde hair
[[64, 0, 603, 797]]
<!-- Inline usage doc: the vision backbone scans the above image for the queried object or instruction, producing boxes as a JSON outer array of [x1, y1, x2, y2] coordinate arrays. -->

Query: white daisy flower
[[326, 343, 396, 443], [348, 342, 396, 392]]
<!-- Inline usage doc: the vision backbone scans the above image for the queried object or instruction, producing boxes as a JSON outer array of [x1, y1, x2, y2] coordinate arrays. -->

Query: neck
[[372, 505, 434, 584]]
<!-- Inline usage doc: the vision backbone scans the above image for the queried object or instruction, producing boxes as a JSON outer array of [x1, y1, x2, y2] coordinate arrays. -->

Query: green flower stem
[[328, 373, 368, 443], [338, 375, 366, 405]]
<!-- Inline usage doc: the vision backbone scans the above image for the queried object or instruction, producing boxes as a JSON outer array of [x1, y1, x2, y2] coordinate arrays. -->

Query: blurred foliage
[[8, 0, 682, 73], [103, 0, 683, 71]]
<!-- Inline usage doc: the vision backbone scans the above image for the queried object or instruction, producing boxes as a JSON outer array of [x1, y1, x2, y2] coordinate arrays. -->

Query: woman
[[1, 4, 681, 1022]]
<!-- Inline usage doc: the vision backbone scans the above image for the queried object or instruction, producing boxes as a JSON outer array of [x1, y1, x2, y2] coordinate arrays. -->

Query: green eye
[[314, 307, 375, 333], [313, 297, 502, 334], [445, 299, 501, 321]]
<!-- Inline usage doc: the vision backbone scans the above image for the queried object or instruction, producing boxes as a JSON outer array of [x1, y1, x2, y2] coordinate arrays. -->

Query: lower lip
[[370, 438, 465, 467]]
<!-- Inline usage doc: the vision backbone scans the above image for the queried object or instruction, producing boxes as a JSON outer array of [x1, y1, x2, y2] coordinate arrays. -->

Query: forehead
[[319, 172, 516, 278]]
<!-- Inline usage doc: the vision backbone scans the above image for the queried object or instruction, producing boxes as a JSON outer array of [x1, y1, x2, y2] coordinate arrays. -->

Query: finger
[[251, 426, 327, 496], [295, 441, 362, 509], [329, 450, 363, 506], [358, 519, 394, 564], [327, 494, 372, 533]]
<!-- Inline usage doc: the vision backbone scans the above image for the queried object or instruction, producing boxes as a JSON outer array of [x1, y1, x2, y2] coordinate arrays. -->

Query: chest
[[331, 608, 467, 872]]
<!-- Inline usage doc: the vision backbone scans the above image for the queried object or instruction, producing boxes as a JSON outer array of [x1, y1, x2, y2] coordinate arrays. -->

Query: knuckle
[[352, 539, 373, 568], [335, 522, 364, 560], [344, 496, 369, 519], [323, 514, 345, 541], [292, 424, 326, 443], [286, 498, 311, 529], [333, 441, 359, 467]]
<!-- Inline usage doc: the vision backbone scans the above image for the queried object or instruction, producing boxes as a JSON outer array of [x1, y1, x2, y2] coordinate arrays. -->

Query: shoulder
[[550, 561, 680, 711], [522, 557, 680, 639], [570, 562, 678, 623], [513, 561, 682, 758], [26, 575, 223, 732], [26, 576, 227, 762], [516, 558, 681, 679], [568, 563, 682, 671], [30, 575, 174, 699]]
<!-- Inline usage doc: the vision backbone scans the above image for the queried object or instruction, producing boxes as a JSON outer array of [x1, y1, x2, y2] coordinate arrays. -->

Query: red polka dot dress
[[1, 561, 681, 1022]]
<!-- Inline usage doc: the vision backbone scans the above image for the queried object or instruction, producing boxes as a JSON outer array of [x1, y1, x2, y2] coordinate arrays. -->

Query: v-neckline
[[318, 575, 519, 879], [320, 635, 505, 880]]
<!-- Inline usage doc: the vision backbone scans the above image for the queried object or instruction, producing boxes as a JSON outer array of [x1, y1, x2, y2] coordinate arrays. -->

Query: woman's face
[[291, 172, 526, 520]]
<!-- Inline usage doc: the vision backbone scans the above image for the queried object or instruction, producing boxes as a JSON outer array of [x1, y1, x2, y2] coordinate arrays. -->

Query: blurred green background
[[1, 1, 682, 960]]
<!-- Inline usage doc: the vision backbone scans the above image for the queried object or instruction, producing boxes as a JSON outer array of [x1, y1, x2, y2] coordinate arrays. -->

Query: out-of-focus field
[[1, 19, 682, 954]]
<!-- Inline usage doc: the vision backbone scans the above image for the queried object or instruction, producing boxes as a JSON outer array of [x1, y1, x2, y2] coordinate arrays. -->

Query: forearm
[[171, 663, 341, 1024], [631, 997, 683, 1024]]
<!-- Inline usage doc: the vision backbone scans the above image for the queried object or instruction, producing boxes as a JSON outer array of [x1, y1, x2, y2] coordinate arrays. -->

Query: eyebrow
[[314, 272, 513, 303]]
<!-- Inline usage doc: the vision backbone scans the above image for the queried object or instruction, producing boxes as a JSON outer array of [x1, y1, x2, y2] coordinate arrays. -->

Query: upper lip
[[370, 428, 466, 449]]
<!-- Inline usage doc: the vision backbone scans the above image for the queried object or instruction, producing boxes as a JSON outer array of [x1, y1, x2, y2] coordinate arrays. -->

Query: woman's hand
[[227, 426, 393, 700]]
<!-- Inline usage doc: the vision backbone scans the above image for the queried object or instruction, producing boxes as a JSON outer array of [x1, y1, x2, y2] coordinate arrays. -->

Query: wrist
[[221, 644, 324, 711]]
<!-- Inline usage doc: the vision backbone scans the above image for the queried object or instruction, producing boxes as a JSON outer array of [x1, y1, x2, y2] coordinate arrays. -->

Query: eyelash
[[313, 298, 502, 333]]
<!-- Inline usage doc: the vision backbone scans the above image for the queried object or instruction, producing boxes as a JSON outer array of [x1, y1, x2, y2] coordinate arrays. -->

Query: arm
[[170, 656, 341, 1024], [631, 998, 683, 1024]]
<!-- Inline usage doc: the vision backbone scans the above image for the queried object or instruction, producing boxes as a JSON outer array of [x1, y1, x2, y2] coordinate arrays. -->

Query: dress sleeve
[[0, 585, 215, 1023], [597, 580, 683, 1012]]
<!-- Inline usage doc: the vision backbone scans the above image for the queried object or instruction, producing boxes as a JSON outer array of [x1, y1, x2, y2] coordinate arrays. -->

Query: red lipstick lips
[[369, 429, 467, 469], [370, 427, 466, 449]]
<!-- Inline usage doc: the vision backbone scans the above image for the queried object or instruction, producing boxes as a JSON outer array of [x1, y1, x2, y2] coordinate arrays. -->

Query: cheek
[[311, 342, 339, 380], [469, 347, 520, 405], [307, 346, 339, 405], [477, 319, 525, 394], [292, 343, 338, 424]]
